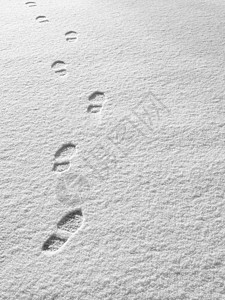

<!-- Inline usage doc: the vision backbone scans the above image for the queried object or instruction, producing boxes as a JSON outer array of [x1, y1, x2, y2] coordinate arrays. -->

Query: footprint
[[53, 161, 70, 173], [54, 143, 76, 160], [87, 91, 105, 114], [25, 1, 37, 7], [36, 16, 49, 23], [65, 31, 78, 42], [52, 143, 76, 173], [51, 61, 67, 77], [42, 209, 83, 254]]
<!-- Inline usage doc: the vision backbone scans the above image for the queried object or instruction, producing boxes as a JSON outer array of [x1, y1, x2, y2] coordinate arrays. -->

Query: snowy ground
[[1, 0, 225, 299]]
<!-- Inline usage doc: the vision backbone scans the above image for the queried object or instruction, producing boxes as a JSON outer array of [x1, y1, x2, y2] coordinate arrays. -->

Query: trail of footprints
[[42, 101, 106, 254], [42, 143, 83, 254], [25, 1, 77, 77], [24, 2, 107, 254]]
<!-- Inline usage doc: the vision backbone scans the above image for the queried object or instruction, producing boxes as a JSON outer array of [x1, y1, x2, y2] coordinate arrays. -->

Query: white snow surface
[[1, 0, 225, 299]]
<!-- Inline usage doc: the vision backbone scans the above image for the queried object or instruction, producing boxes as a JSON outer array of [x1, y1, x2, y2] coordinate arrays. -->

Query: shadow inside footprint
[[57, 209, 83, 233], [42, 234, 67, 252], [52, 161, 70, 173], [54, 143, 76, 160], [87, 104, 102, 114], [88, 91, 105, 101]]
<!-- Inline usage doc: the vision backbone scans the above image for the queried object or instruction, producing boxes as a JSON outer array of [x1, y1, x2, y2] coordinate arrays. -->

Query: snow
[[1, 0, 225, 299]]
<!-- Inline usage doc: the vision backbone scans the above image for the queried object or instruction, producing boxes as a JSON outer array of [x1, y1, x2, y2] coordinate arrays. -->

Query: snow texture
[[1, 0, 225, 299]]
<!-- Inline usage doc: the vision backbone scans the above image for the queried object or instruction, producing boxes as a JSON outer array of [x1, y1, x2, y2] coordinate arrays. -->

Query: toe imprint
[[54, 143, 76, 160], [88, 91, 105, 102], [57, 209, 83, 233]]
